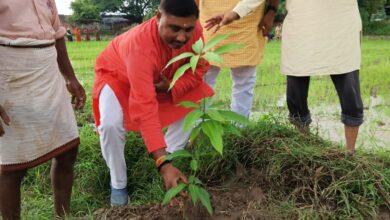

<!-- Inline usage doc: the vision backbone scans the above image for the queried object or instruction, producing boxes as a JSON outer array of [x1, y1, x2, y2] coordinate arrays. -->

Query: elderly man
[[0, 0, 86, 219]]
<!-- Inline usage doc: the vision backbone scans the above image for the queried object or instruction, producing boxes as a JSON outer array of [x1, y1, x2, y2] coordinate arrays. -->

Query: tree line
[[70, 0, 389, 27]]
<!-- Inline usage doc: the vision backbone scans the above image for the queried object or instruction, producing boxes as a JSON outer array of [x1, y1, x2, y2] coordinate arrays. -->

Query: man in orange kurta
[[92, 0, 213, 206]]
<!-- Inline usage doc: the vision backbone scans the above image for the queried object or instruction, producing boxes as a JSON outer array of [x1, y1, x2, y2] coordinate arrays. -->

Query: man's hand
[[151, 149, 188, 191], [154, 75, 170, 93], [159, 163, 188, 190], [0, 105, 10, 137], [205, 11, 240, 33], [258, 11, 276, 36], [66, 79, 86, 111]]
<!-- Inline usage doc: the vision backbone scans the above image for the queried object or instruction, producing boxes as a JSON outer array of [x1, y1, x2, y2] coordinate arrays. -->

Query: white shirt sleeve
[[233, 0, 265, 18]]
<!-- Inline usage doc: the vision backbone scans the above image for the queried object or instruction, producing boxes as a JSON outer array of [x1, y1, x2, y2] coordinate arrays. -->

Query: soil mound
[[93, 185, 272, 220]]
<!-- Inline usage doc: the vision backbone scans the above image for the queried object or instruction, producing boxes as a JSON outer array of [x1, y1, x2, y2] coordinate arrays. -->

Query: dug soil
[[93, 184, 272, 220]]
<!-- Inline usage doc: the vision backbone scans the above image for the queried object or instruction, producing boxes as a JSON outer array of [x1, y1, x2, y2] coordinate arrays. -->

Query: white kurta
[[281, 0, 362, 76]]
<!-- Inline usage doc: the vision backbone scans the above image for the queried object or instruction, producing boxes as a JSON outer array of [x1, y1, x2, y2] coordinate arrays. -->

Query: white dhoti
[[0, 45, 79, 171]]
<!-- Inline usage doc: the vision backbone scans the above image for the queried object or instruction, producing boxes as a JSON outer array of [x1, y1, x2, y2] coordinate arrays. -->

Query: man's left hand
[[66, 79, 86, 111], [154, 75, 170, 93], [258, 11, 276, 36]]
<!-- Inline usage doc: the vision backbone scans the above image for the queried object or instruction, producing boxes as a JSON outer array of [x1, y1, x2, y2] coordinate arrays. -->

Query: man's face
[[157, 11, 197, 49]]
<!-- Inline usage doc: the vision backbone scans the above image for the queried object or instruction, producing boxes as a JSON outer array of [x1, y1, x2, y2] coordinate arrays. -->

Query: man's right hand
[[152, 149, 188, 191], [205, 11, 240, 33], [0, 105, 10, 137], [159, 163, 188, 190]]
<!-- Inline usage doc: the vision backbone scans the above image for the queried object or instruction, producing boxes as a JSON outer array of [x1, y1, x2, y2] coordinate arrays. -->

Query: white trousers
[[205, 65, 257, 118], [98, 85, 191, 189]]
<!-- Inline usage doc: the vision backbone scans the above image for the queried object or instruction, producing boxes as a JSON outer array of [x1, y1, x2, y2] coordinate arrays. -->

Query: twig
[[374, 181, 390, 210]]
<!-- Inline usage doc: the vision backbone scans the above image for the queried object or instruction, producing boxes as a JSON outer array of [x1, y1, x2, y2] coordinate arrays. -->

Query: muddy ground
[[92, 185, 272, 220]]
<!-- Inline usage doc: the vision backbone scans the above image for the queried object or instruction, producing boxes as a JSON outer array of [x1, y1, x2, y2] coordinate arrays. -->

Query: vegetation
[[68, 0, 390, 36], [364, 20, 390, 36], [92, 0, 159, 24], [160, 34, 247, 214], [358, 0, 387, 24], [194, 121, 390, 219], [69, 0, 100, 24]]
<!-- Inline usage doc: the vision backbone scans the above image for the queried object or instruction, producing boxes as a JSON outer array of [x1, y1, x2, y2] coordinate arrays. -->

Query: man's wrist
[[151, 148, 167, 160], [157, 159, 172, 172], [65, 75, 78, 84]]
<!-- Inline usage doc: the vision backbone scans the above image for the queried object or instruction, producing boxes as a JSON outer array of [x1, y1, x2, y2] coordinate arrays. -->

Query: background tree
[[92, 0, 159, 24], [358, 0, 386, 24], [70, 0, 101, 24]]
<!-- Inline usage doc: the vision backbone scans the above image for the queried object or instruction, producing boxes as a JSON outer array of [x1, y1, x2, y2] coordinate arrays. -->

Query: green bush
[[364, 20, 390, 35]]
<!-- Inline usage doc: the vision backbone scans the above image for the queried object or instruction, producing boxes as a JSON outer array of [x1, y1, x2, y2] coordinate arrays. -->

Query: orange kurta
[[92, 17, 214, 153]]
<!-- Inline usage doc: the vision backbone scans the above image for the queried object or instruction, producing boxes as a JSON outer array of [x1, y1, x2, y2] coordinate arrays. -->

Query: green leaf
[[193, 177, 202, 184], [190, 159, 198, 172], [202, 52, 223, 64], [164, 52, 194, 69], [177, 101, 201, 109], [208, 103, 225, 109], [169, 63, 191, 90], [218, 110, 249, 125], [198, 186, 213, 215], [201, 121, 224, 155], [214, 43, 245, 55], [188, 176, 195, 184], [183, 110, 204, 131], [206, 109, 226, 122], [189, 176, 203, 185], [203, 33, 232, 52], [162, 183, 186, 205], [189, 124, 201, 142], [188, 184, 200, 205], [165, 150, 192, 160], [224, 123, 242, 136], [192, 38, 204, 54], [190, 55, 200, 73], [201, 97, 213, 106]]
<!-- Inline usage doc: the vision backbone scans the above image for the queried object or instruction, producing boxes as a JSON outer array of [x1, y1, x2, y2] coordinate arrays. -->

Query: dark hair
[[160, 0, 199, 18]]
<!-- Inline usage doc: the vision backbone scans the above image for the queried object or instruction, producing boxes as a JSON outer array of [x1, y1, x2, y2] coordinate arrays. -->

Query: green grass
[[195, 121, 390, 219], [19, 38, 390, 219]]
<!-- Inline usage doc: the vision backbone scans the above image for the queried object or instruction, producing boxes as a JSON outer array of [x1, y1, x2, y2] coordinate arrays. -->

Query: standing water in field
[[252, 95, 390, 150]]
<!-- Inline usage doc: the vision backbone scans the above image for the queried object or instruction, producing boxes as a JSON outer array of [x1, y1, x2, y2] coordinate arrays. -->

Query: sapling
[[161, 33, 249, 215]]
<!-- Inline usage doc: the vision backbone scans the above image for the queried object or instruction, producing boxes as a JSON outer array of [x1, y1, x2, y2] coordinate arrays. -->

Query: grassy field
[[65, 38, 390, 148], [19, 38, 390, 219], [65, 38, 390, 118]]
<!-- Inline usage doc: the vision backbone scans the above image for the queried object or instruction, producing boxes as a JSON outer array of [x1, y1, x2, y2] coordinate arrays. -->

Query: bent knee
[[98, 117, 124, 133]]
